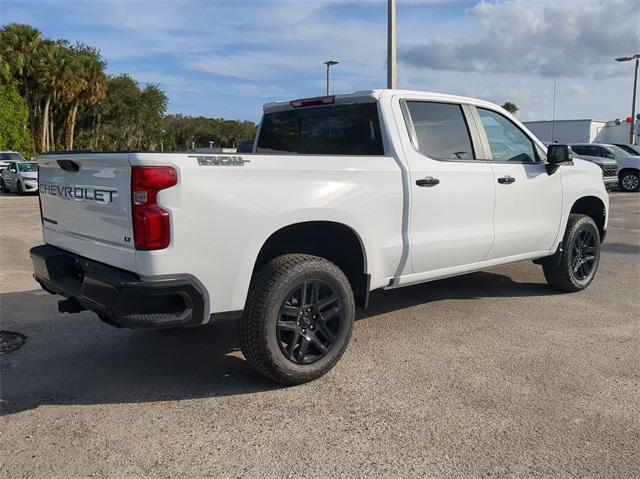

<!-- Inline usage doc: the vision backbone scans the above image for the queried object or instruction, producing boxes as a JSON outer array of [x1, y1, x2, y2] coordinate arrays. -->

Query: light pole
[[615, 54, 640, 144], [387, 0, 397, 89], [324, 60, 339, 95]]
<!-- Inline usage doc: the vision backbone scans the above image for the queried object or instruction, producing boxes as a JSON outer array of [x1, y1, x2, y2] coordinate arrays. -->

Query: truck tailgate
[[38, 153, 136, 271]]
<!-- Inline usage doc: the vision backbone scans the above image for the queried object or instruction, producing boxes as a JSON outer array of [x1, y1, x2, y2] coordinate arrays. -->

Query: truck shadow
[[1, 271, 554, 415], [358, 270, 556, 320]]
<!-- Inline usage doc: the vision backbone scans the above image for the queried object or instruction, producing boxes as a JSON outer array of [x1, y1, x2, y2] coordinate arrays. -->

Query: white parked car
[[0, 160, 38, 194], [30, 90, 609, 384]]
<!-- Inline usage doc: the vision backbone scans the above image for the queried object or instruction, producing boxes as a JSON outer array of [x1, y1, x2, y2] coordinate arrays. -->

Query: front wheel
[[17, 181, 25, 195], [239, 254, 355, 385], [542, 214, 601, 292], [620, 171, 640, 192]]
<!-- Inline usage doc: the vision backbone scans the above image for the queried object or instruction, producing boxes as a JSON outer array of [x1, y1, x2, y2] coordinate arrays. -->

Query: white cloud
[[399, 0, 640, 78], [3, 0, 636, 121]]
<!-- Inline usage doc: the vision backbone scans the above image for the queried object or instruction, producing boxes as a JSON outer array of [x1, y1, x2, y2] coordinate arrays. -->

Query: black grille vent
[[601, 165, 617, 177]]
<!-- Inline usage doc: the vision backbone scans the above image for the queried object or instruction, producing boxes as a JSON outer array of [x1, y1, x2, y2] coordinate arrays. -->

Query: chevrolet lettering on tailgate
[[39, 183, 118, 204]]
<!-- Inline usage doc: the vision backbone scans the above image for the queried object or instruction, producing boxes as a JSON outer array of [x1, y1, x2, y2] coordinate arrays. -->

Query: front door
[[5, 162, 17, 189], [398, 99, 496, 274], [474, 107, 562, 260]]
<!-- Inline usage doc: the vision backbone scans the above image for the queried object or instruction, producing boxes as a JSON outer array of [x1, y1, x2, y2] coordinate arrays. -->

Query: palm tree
[[36, 41, 61, 151], [64, 46, 106, 150]]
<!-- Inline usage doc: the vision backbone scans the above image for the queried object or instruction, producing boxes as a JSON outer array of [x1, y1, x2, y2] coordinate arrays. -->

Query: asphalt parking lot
[[1, 191, 638, 478]]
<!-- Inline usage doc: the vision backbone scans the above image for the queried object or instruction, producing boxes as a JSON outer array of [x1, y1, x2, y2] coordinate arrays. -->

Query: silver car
[[568, 144, 620, 190], [0, 161, 38, 194], [570, 143, 640, 192], [0, 151, 26, 171], [614, 143, 640, 156]]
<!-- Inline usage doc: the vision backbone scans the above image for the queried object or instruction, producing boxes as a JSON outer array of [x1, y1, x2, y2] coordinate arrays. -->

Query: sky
[[2, 0, 639, 122]]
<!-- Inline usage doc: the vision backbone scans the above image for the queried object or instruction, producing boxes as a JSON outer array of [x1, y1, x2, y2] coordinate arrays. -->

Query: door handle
[[498, 175, 516, 184], [416, 176, 440, 187]]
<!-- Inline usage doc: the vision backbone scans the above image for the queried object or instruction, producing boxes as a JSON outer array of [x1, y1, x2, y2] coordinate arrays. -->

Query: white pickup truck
[[31, 89, 609, 384]]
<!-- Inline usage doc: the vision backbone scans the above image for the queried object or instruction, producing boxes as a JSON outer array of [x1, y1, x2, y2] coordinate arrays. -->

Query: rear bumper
[[30, 244, 207, 329]]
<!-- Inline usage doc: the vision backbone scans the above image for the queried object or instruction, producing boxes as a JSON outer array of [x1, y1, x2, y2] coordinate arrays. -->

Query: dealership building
[[523, 119, 606, 144], [524, 119, 639, 145]]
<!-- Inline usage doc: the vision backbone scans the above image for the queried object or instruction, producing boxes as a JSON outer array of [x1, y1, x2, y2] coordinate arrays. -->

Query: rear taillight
[[131, 166, 177, 250]]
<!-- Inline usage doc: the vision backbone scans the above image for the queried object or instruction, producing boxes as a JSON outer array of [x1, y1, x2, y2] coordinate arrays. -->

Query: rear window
[[257, 103, 384, 155]]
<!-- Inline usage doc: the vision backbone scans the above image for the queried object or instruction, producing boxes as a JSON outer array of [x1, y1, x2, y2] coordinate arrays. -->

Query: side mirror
[[606, 152, 614, 159], [546, 144, 573, 174]]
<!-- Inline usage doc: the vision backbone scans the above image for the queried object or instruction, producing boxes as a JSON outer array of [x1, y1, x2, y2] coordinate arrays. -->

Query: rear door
[[398, 99, 496, 273], [38, 153, 136, 271], [473, 107, 562, 259]]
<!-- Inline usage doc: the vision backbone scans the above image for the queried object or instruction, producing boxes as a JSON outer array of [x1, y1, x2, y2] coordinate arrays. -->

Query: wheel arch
[[251, 221, 370, 308], [570, 196, 607, 241], [618, 167, 639, 178]]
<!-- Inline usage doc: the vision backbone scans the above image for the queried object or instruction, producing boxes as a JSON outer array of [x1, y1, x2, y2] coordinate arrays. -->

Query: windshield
[[608, 145, 631, 157], [18, 162, 38, 172], [0, 152, 26, 162]]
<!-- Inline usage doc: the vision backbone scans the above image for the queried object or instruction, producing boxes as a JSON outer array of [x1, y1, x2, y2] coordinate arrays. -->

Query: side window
[[477, 108, 537, 162], [571, 145, 586, 156], [599, 147, 614, 159], [585, 146, 601, 157], [9, 162, 16, 172], [405, 101, 475, 160]]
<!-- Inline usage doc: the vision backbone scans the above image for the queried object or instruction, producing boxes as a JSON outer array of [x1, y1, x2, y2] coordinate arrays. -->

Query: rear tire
[[542, 214, 601, 292], [239, 254, 355, 385], [619, 170, 639, 192], [0, 179, 8, 193]]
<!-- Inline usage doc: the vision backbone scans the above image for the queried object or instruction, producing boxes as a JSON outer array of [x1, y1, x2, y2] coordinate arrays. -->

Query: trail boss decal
[[189, 155, 251, 166], [39, 184, 118, 204]]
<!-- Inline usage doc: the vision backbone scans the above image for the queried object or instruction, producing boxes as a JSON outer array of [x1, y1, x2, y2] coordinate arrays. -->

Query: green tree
[[0, 23, 257, 153], [0, 72, 31, 153], [63, 44, 106, 150], [0, 23, 43, 151], [502, 102, 519, 114]]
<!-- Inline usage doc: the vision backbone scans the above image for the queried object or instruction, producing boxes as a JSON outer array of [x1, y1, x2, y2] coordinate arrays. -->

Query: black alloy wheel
[[542, 214, 601, 292], [570, 229, 598, 281], [276, 280, 343, 365], [239, 254, 355, 385]]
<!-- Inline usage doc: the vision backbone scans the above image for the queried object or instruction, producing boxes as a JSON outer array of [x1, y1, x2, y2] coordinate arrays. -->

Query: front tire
[[620, 170, 640, 192], [239, 254, 355, 385], [542, 214, 601, 292], [17, 181, 25, 195]]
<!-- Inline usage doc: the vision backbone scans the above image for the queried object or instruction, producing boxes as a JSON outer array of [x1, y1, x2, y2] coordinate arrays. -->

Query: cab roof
[[263, 89, 504, 113]]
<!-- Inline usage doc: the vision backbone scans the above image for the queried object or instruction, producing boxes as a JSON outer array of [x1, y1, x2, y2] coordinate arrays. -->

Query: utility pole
[[551, 78, 557, 143], [387, 0, 397, 89], [324, 60, 339, 95], [615, 54, 640, 144]]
